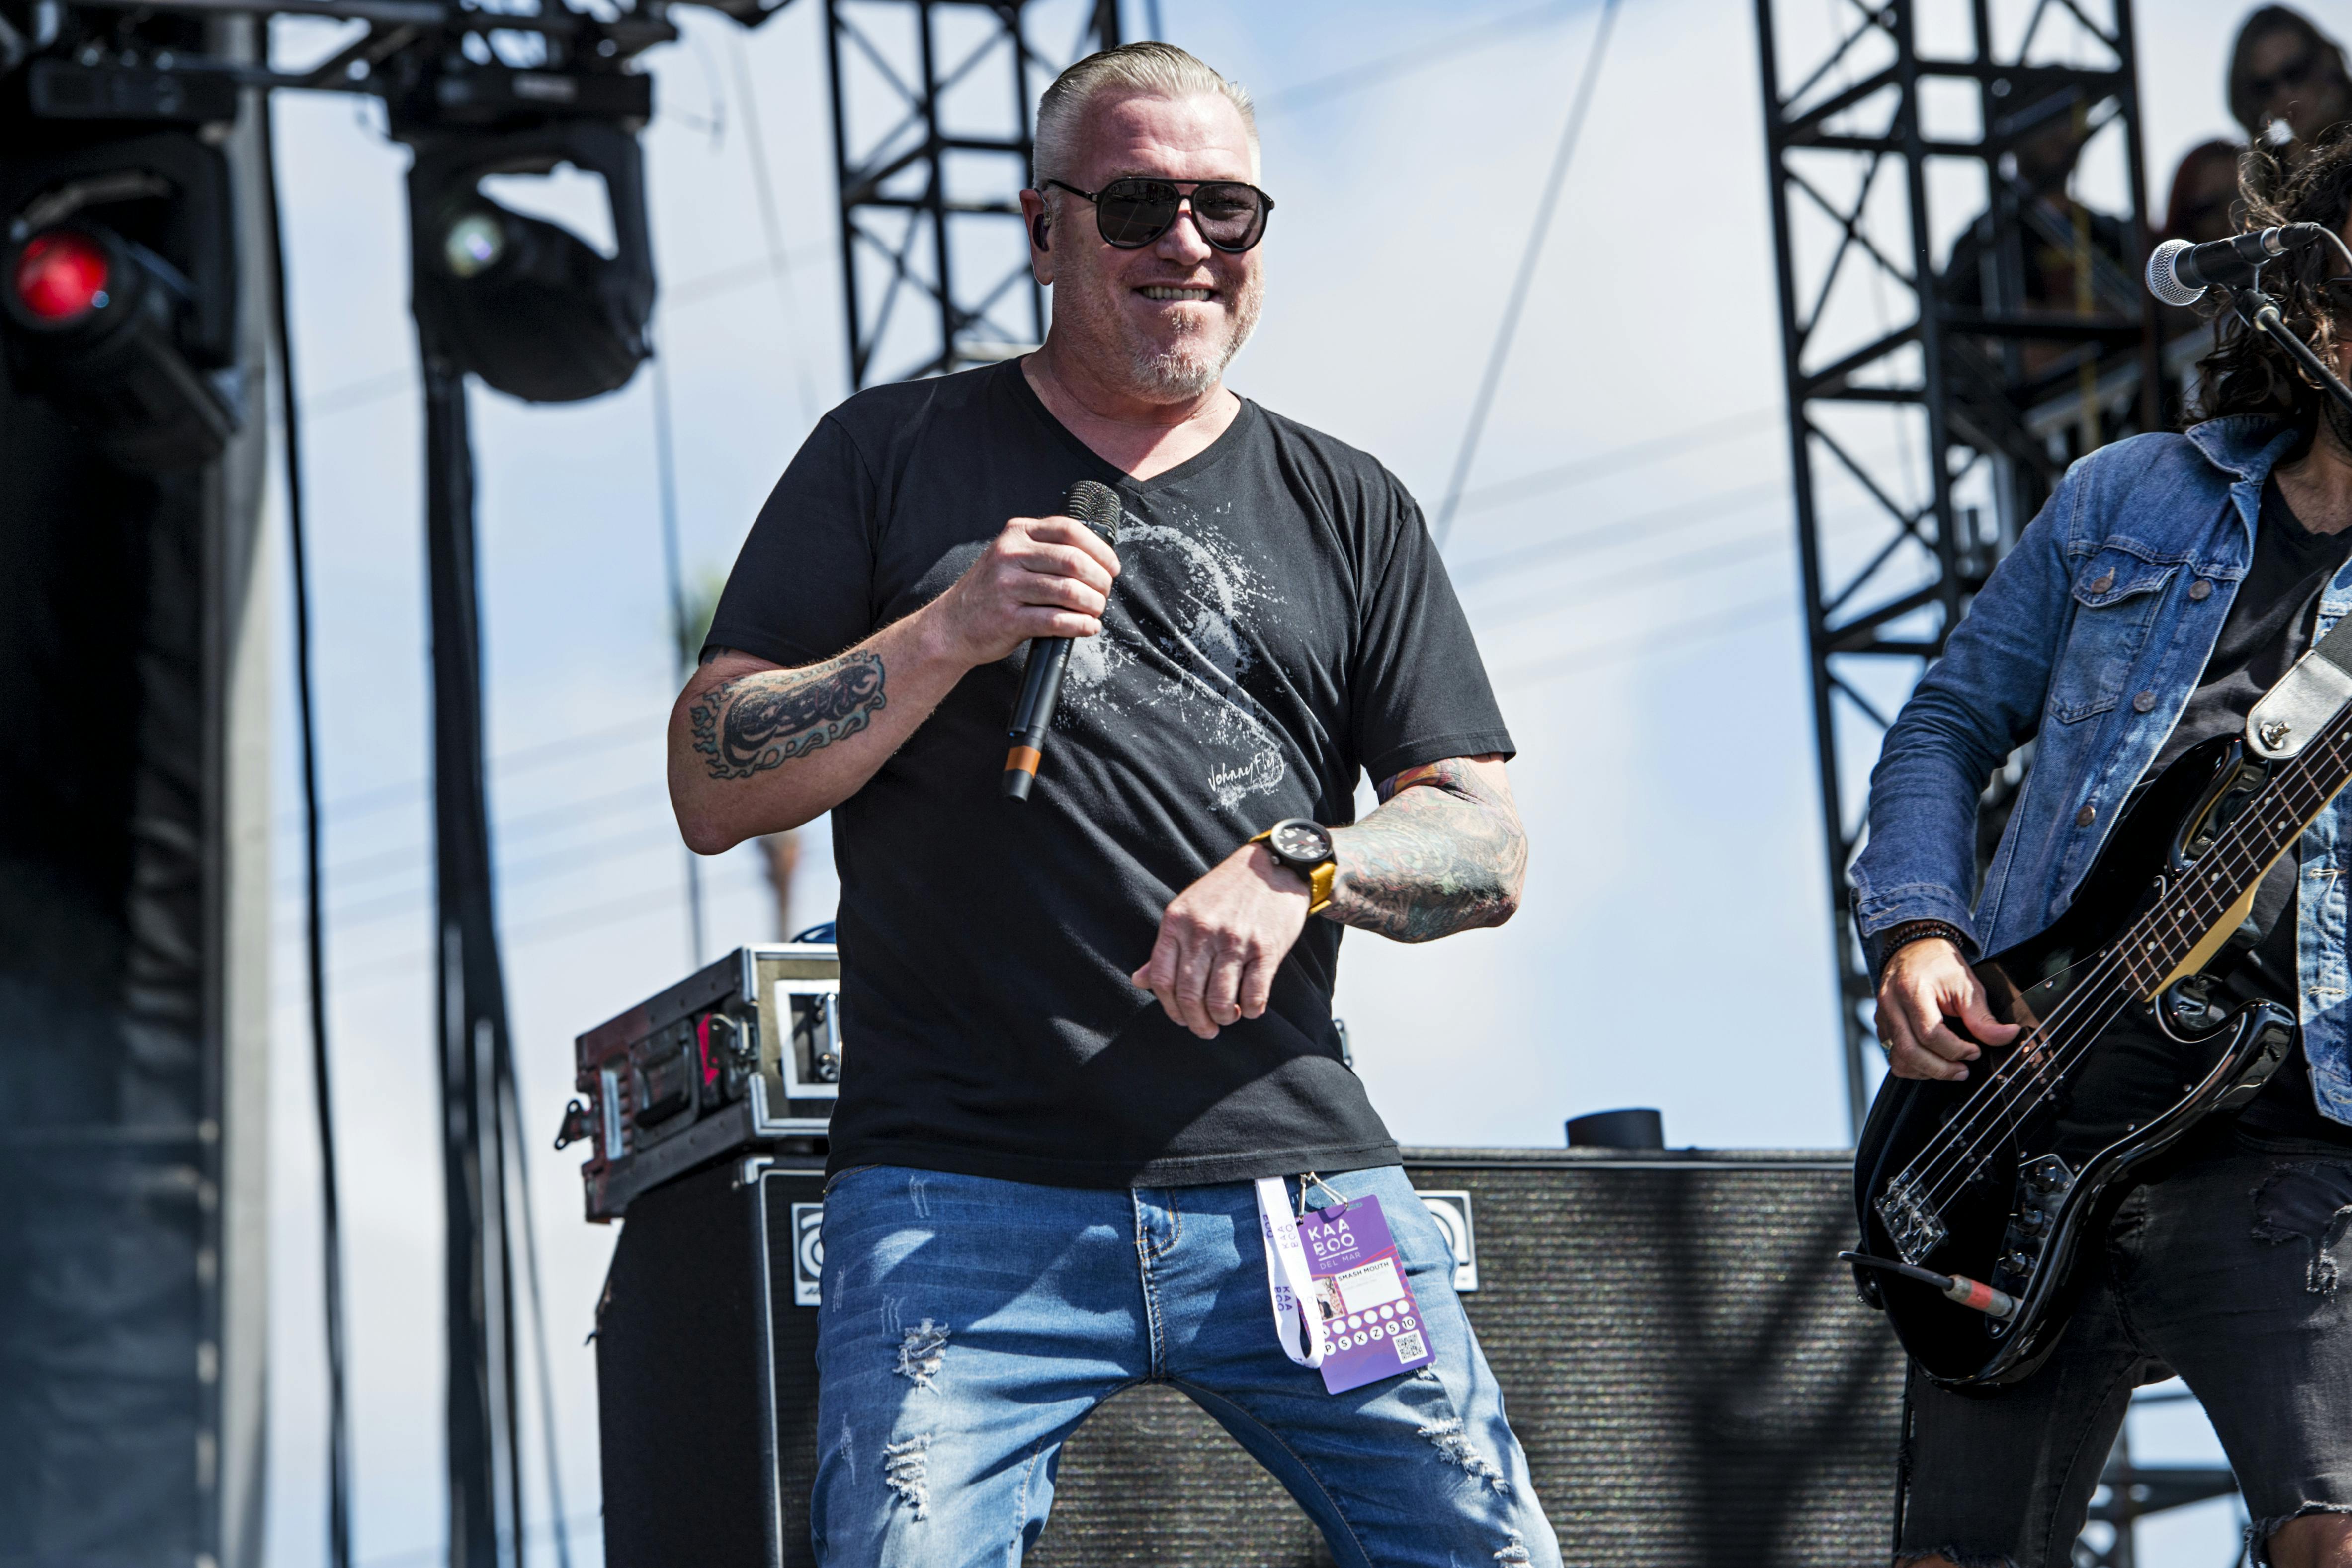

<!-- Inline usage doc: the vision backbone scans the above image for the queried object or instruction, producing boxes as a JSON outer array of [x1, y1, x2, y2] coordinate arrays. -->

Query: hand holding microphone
[[1004, 480, 1124, 800], [924, 484, 1122, 798]]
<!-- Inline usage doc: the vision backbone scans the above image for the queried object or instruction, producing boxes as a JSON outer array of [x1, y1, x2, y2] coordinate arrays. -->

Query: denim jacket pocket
[[2046, 548, 2179, 724]]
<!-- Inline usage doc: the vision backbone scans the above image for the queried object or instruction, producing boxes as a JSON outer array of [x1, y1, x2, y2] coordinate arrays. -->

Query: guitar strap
[[2245, 602, 2352, 760]]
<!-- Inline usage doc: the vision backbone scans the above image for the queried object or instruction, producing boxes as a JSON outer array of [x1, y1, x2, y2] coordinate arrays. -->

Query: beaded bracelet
[[1877, 920, 1969, 978]]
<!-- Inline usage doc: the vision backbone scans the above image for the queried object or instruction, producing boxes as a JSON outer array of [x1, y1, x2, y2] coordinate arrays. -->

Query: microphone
[[1002, 479, 1123, 801], [2146, 224, 2334, 306]]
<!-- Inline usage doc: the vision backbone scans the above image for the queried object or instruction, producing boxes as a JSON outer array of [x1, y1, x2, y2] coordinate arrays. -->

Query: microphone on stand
[[2146, 223, 2334, 305], [2146, 221, 2352, 422], [1002, 479, 1123, 802]]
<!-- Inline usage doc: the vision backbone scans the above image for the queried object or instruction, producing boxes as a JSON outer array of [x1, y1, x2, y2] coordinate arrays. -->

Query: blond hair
[[1032, 42, 1258, 189]]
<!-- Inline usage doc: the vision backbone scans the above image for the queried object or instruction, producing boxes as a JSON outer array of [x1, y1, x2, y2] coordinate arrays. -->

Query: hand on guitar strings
[[1877, 936, 2020, 1082]]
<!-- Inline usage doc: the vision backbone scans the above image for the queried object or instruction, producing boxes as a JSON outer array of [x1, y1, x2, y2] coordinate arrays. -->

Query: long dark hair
[[2228, 6, 2350, 142], [2189, 136, 2352, 425]]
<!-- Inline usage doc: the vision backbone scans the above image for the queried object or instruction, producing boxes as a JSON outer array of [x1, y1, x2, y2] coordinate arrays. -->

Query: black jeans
[[1897, 1125, 2352, 1568]]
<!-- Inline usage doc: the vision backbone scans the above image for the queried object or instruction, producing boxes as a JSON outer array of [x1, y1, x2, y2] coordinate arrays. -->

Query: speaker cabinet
[[596, 1156, 825, 1568], [595, 1149, 1900, 1568]]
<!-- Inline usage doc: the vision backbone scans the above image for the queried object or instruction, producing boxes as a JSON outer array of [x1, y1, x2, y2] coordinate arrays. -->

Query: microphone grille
[[2147, 238, 2204, 308], [1065, 479, 1123, 545]]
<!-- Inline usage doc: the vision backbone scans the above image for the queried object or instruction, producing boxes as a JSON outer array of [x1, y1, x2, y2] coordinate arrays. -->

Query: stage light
[[0, 215, 235, 469], [405, 121, 656, 404], [442, 211, 505, 278], [14, 230, 112, 321]]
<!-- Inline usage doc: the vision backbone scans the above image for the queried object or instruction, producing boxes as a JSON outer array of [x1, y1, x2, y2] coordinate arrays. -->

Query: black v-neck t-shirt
[[705, 360, 1514, 1188]]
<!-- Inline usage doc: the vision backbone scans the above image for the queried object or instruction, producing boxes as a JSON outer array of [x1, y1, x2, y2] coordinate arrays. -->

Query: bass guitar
[[1848, 695, 2352, 1390]]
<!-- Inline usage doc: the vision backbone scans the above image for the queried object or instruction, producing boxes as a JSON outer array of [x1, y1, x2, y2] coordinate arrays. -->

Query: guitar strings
[[1901, 729, 2347, 1218], [1891, 860, 2222, 1203], [1903, 827, 2268, 1216], [1899, 707, 2352, 1202], [1890, 715, 2352, 1222], [1907, 816, 2287, 1216], [1900, 849, 2243, 1207], [1903, 766, 2317, 1215], [1911, 729, 2349, 1203]]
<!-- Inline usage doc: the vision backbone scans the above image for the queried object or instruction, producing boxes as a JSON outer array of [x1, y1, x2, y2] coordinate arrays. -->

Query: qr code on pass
[[1392, 1329, 1427, 1362]]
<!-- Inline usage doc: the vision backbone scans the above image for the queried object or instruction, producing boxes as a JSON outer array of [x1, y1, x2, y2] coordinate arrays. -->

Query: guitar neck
[[2119, 709, 2352, 998]]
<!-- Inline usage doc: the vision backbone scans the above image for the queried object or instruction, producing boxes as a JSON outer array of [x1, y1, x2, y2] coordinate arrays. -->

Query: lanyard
[[1254, 1176, 1326, 1368]]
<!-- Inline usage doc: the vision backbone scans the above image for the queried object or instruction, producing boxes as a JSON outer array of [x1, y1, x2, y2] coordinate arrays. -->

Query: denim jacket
[[1852, 414, 2352, 1130]]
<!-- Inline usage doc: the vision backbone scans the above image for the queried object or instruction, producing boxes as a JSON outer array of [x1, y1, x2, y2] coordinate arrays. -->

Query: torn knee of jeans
[[1895, 1549, 2018, 1568], [883, 1433, 931, 1520], [1417, 1415, 1511, 1496], [894, 1318, 951, 1390], [1492, 1528, 1532, 1565], [2250, 1162, 2352, 1298], [2248, 1502, 2352, 1567]]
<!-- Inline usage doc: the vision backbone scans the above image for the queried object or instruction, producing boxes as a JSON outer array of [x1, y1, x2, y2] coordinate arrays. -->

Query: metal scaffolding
[[824, 0, 1121, 388], [1753, 0, 2164, 1137]]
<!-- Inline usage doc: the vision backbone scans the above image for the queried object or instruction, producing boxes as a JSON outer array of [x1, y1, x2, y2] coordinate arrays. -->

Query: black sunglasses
[[2248, 50, 2322, 104], [1042, 177, 1275, 253]]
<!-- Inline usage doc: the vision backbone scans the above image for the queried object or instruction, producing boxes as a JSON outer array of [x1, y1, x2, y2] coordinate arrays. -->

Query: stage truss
[[824, 0, 1121, 388], [1753, 0, 2164, 1135]]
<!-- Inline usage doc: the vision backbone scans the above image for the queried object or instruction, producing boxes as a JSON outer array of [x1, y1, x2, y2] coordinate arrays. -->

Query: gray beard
[[1112, 287, 1262, 401], [1130, 339, 1233, 399]]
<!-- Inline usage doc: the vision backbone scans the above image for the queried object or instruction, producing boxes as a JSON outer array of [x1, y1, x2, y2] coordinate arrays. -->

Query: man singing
[[668, 42, 1560, 1568], [1857, 140, 2352, 1568]]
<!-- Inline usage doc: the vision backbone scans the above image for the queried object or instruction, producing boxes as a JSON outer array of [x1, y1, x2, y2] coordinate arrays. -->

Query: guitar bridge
[[1877, 1177, 1948, 1264]]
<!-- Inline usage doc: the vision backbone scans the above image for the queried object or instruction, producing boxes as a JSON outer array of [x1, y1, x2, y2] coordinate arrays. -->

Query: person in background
[[1938, 86, 2130, 451], [1942, 88, 2125, 359], [2231, 6, 2352, 167], [2163, 139, 2248, 250], [2157, 139, 2248, 342]]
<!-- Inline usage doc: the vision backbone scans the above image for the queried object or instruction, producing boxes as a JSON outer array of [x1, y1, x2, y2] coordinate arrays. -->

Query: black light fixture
[[0, 136, 240, 470], [4, 221, 232, 467], [404, 117, 657, 404]]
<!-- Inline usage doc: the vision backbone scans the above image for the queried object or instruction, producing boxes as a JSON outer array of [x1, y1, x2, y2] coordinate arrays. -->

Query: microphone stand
[[2224, 281, 2352, 421]]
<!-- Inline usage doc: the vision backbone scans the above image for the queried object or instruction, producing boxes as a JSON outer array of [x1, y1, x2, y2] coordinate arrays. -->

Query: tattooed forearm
[[1321, 758, 1526, 942], [690, 650, 887, 780]]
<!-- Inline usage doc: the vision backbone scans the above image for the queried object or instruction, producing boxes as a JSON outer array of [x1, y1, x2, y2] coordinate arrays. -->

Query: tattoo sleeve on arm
[[1321, 757, 1527, 942], [690, 649, 887, 779]]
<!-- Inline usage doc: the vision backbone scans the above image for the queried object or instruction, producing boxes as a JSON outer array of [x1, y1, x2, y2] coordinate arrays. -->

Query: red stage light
[[14, 231, 111, 322]]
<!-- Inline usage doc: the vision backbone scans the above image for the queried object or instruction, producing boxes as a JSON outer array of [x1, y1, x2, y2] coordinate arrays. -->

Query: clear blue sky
[[255, 0, 2260, 1559]]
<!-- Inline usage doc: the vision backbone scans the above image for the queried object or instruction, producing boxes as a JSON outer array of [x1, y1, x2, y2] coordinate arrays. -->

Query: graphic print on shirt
[[1060, 495, 1293, 811]]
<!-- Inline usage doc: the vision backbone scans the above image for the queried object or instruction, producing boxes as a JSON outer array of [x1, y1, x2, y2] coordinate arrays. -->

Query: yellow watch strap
[[1250, 828, 1337, 915], [1306, 859, 1337, 916]]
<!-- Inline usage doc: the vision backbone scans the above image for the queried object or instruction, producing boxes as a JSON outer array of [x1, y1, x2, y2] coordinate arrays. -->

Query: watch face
[[1269, 819, 1333, 865]]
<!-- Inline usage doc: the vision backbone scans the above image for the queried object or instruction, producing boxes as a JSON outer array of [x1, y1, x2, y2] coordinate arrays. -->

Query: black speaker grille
[[597, 1162, 773, 1568], [1028, 1383, 1333, 1568], [1417, 1155, 1900, 1564], [598, 1151, 1899, 1568], [1034, 1153, 1899, 1568]]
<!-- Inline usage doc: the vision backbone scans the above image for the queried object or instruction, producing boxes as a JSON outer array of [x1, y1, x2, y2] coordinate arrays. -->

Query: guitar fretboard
[[2113, 704, 2352, 997]]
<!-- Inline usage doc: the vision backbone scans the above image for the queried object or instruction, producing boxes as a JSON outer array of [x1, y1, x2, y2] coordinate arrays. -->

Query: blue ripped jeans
[[810, 1164, 1562, 1568]]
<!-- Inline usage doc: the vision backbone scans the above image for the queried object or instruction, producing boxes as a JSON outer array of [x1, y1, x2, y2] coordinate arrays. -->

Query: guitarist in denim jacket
[[1857, 143, 2352, 1568]]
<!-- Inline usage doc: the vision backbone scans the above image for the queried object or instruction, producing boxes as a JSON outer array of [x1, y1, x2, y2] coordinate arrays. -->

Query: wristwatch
[[1251, 818, 1338, 915]]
